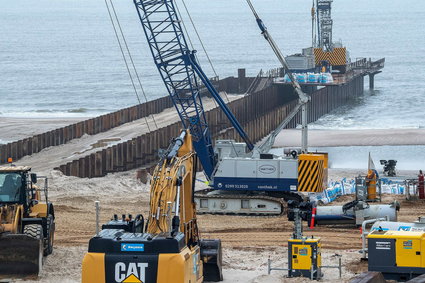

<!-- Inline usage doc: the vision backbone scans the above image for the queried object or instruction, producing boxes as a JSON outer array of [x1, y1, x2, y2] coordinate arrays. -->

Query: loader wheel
[[44, 215, 55, 256], [24, 224, 43, 240], [24, 224, 44, 274]]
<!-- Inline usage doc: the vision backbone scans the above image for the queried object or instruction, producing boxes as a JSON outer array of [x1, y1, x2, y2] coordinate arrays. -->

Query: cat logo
[[115, 262, 148, 283]]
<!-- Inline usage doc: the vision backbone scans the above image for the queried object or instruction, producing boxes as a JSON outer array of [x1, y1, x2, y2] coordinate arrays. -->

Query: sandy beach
[[273, 128, 425, 147], [3, 118, 424, 151], [0, 117, 86, 144]]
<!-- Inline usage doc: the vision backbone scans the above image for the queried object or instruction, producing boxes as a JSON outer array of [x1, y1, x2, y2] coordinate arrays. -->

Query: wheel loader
[[0, 164, 55, 277]]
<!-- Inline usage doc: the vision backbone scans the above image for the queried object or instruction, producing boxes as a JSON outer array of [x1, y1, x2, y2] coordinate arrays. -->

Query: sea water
[[1, 0, 425, 129]]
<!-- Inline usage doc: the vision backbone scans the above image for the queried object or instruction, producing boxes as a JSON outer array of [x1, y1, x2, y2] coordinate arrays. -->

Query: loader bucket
[[0, 234, 42, 277]]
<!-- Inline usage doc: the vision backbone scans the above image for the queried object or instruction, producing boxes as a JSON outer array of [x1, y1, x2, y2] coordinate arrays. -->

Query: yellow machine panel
[[288, 238, 321, 279], [313, 47, 347, 66], [157, 247, 203, 283], [396, 238, 421, 267], [81, 253, 106, 283], [291, 244, 312, 270], [29, 203, 48, 218], [298, 154, 327, 192]]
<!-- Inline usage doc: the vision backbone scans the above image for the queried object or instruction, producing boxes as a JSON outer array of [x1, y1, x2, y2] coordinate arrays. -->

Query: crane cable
[[179, 0, 218, 79], [105, 0, 158, 130], [173, 1, 217, 108], [109, 0, 158, 129], [175, 0, 230, 104], [245, 0, 260, 19], [174, 1, 195, 51]]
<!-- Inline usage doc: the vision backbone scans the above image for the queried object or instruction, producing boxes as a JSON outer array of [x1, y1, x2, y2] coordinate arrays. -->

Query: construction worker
[[366, 169, 377, 200], [418, 170, 424, 199], [366, 153, 378, 200]]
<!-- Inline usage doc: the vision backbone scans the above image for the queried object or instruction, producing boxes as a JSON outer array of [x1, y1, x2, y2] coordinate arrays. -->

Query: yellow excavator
[[0, 163, 55, 277], [82, 130, 222, 283]]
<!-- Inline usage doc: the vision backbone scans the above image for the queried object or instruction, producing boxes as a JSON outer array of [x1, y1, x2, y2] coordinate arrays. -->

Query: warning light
[[7, 157, 12, 163]]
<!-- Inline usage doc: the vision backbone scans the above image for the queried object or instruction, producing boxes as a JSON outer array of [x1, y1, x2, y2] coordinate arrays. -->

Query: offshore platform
[[280, 0, 384, 88]]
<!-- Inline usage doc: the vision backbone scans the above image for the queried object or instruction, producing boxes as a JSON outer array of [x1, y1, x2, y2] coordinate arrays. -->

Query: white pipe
[[361, 216, 388, 258]]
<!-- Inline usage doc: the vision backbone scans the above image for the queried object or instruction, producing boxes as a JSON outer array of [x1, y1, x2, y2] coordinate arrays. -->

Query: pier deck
[[273, 58, 385, 87]]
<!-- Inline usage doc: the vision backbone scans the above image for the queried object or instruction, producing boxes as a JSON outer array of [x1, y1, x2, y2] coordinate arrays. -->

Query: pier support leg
[[369, 74, 375, 90]]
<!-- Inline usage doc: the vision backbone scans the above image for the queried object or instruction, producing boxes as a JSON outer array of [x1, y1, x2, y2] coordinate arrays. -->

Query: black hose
[[342, 200, 358, 214]]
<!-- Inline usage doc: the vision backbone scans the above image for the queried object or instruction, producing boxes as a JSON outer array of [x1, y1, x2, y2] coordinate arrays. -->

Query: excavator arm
[[146, 130, 199, 246]]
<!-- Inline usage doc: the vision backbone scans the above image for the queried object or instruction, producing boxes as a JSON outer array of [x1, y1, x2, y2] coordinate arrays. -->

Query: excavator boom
[[146, 130, 199, 245]]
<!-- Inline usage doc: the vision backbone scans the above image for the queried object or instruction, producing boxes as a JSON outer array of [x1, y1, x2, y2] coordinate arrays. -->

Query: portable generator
[[288, 237, 322, 279], [287, 201, 322, 279], [368, 230, 425, 281]]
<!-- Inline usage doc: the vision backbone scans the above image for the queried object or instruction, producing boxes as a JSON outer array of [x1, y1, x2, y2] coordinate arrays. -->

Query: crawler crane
[[133, 0, 327, 216]]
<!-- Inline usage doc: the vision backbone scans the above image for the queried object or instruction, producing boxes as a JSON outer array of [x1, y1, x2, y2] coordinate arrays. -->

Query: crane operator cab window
[[0, 173, 22, 202]]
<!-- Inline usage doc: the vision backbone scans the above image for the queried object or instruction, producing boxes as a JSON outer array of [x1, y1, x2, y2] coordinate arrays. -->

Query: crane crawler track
[[195, 189, 306, 216]]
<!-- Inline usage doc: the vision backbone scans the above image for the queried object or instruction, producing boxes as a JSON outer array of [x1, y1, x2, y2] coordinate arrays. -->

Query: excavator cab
[[0, 166, 55, 278]]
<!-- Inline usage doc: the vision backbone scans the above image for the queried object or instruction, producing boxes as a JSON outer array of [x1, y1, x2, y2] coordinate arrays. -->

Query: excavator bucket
[[0, 234, 42, 277], [200, 239, 223, 282]]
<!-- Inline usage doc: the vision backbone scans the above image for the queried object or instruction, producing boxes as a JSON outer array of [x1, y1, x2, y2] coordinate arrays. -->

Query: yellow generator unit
[[368, 230, 425, 281], [298, 153, 328, 193], [288, 237, 322, 279]]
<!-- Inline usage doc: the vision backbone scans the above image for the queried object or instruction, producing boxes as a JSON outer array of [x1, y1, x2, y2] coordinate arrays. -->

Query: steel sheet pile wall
[[55, 75, 364, 178], [0, 96, 173, 165], [0, 72, 250, 165], [214, 76, 364, 143]]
